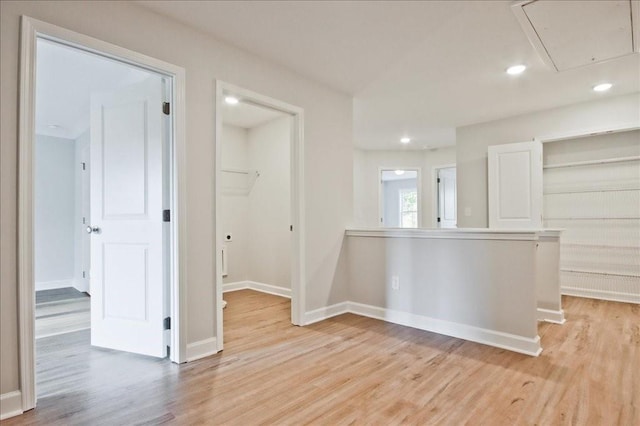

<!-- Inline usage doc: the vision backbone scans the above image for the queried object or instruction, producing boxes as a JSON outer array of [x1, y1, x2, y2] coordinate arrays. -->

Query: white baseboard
[[562, 287, 640, 304], [537, 308, 566, 324], [73, 279, 89, 293], [35, 279, 74, 291], [186, 337, 219, 362], [303, 301, 349, 325], [304, 301, 541, 356], [223, 280, 291, 299], [0, 391, 23, 420], [347, 302, 541, 357]]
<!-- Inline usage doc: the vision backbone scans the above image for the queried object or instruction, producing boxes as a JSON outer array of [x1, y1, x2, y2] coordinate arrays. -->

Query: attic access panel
[[512, 0, 637, 71]]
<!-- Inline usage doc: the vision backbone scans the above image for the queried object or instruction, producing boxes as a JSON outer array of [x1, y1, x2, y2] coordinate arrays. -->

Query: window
[[400, 188, 418, 228], [380, 169, 419, 228]]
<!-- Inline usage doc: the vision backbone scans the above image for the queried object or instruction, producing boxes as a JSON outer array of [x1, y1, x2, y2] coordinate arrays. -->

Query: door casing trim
[[18, 16, 188, 412]]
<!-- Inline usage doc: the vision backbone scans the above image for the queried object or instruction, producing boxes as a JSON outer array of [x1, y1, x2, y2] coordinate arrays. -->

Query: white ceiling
[[137, 1, 639, 150], [222, 100, 287, 129], [36, 39, 152, 139]]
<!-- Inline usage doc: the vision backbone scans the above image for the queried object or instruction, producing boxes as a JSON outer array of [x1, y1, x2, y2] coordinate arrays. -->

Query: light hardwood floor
[[5, 290, 638, 425]]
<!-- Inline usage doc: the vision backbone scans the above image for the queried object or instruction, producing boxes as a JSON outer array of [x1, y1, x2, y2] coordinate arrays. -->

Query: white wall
[[34, 135, 76, 290], [220, 124, 249, 284], [456, 93, 640, 228], [353, 147, 456, 228], [247, 116, 291, 288], [1, 0, 352, 396]]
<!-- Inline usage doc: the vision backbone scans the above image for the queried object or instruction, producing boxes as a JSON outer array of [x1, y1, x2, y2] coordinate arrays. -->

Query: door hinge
[[82, 162, 86, 171], [163, 102, 170, 115], [82, 216, 86, 225], [437, 178, 441, 183], [82, 271, 86, 279], [290, 225, 293, 231], [163, 209, 171, 222], [164, 317, 171, 330], [437, 217, 441, 223]]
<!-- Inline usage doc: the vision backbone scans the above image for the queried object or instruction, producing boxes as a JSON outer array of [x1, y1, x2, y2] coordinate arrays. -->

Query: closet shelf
[[220, 168, 260, 195], [543, 155, 640, 169], [561, 269, 640, 278]]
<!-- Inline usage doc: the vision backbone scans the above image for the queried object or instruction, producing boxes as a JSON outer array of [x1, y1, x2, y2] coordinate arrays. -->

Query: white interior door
[[488, 140, 543, 229], [89, 76, 166, 358], [437, 167, 457, 228]]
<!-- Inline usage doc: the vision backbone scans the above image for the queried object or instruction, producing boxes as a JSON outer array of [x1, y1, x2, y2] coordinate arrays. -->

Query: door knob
[[86, 226, 101, 234]]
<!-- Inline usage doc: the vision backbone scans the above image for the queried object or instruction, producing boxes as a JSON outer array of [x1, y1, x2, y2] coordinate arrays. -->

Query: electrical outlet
[[391, 276, 400, 290]]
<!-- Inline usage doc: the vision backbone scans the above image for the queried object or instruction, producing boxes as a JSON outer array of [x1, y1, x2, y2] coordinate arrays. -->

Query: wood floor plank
[[5, 290, 638, 425]]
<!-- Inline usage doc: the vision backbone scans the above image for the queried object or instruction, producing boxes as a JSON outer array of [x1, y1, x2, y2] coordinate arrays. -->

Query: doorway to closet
[[215, 82, 305, 350]]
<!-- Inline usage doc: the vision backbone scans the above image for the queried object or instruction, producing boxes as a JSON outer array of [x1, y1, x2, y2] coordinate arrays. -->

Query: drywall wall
[[456, 93, 640, 228], [1, 0, 352, 396], [247, 116, 291, 288], [220, 124, 250, 284], [353, 147, 456, 228], [34, 135, 76, 290]]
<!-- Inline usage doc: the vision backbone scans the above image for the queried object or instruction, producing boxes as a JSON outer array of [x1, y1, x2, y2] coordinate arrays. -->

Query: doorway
[[435, 166, 457, 228], [214, 82, 305, 350], [19, 16, 187, 411], [378, 168, 421, 228]]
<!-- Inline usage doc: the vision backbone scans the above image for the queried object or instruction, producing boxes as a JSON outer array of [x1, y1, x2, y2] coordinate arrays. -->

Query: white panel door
[[437, 167, 457, 228], [488, 140, 543, 229], [89, 77, 166, 358]]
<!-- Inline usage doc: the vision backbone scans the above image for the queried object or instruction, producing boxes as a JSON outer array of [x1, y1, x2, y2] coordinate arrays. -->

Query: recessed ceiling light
[[593, 83, 612, 92], [400, 137, 411, 144], [506, 64, 526, 75], [394, 170, 405, 176], [224, 96, 239, 105]]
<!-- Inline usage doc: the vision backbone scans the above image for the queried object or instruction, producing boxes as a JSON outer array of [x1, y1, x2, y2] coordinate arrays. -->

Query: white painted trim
[[537, 308, 566, 324], [377, 166, 422, 228], [348, 302, 542, 356], [562, 287, 640, 305], [222, 281, 250, 292], [538, 122, 640, 144], [303, 302, 349, 325], [186, 337, 219, 362], [0, 391, 23, 420], [543, 155, 640, 169], [18, 16, 188, 412], [510, 1, 558, 71], [223, 280, 292, 298], [432, 163, 456, 228], [214, 81, 306, 353], [345, 228, 541, 241], [34, 279, 75, 291]]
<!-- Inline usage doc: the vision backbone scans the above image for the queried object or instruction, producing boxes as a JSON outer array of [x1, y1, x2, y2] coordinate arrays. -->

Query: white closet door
[[488, 140, 543, 229]]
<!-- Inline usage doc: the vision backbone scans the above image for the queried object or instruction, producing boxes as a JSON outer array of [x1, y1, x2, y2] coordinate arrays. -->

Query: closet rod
[[543, 155, 640, 169]]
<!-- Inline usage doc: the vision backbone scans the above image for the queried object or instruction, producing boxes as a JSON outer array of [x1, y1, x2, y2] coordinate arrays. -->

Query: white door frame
[[432, 164, 456, 228], [214, 81, 305, 351], [18, 16, 188, 412], [377, 167, 422, 228]]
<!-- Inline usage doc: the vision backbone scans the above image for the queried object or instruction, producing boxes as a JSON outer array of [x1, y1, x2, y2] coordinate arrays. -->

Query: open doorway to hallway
[[34, 37, 173, 398]]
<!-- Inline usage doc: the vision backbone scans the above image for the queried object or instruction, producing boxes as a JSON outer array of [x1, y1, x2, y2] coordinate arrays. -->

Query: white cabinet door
[[488, 140, 543, 229], [89, 77, 166, 358]]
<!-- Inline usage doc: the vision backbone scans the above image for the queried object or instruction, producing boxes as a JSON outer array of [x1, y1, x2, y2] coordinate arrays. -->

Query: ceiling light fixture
[[394, 170, 405, 176], [506, 64, 526, 75], [592, 83, 612, 92], [400, 137, 411, 144], [224, 96, 239, 105]]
